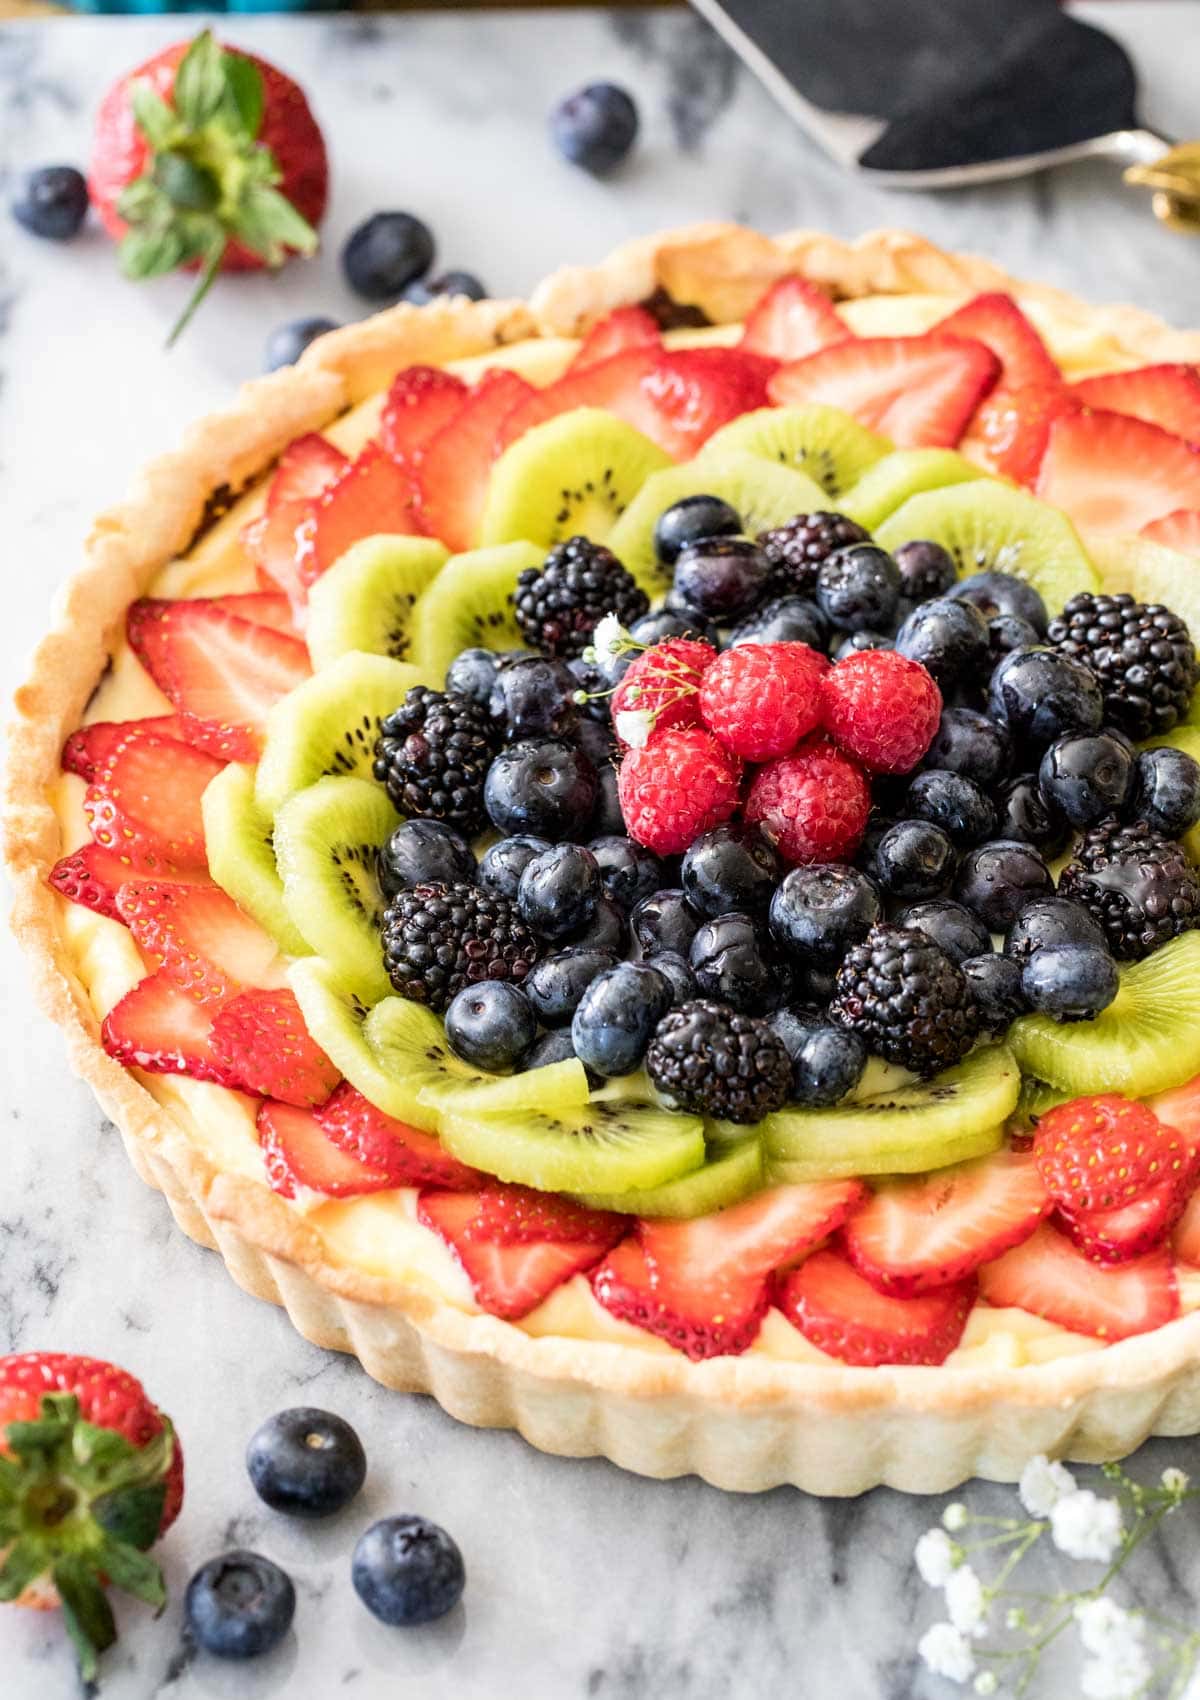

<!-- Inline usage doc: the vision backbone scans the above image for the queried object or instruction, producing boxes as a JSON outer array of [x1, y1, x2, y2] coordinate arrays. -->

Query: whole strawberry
[[0, 1352, 182, 1681], [90, 31, 326, 341]]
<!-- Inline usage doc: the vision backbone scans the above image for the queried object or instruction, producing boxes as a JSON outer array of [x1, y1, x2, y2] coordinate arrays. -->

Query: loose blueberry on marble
[[406, 269, 487, 303], [654, 493, 742, 565], [1021, 945, 1119, 1023], [518, 843, 600, 939], [550, 81, 640, 173], [572, 962, 672, 1076], [378, 819, 476, 898], [445, 980, 538, 1072], [246, 1407, 367, 1519], [185, 1551, 296, 1660], [342, 210, 435, 301], [352, 1515, 465, 1627], [263, 315, 339, 373], [10, 164, 89, 240], [673, 537, 771, 620]]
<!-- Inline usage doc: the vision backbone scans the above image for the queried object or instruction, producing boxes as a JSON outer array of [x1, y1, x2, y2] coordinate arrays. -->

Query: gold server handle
[[1124, 142, 1200, 234]]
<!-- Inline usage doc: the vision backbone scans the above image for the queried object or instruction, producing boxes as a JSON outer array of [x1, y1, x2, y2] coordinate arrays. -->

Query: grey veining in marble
[[3, 8, 1200, 1697]]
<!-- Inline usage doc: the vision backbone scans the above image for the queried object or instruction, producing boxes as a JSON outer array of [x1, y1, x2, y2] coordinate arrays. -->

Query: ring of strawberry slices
[[10, 224, 1200, 1497]]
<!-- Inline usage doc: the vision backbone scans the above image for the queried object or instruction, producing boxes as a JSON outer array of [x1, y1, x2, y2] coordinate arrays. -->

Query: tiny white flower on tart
[[918, 1621, 976, 1684], [1161, 1465, 1190, 1494], [915, 1527, 959, 1588], [1018, 1454, 1076, 1518], [1049, 1489, 1123, 1563], [614, 708, 654, 749], [942, 1502, 969, 1533], [592, 613, 630, 660]]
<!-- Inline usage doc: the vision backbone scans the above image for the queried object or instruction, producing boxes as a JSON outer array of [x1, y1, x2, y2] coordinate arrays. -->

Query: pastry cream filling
[[53, 291, 1192, 1370]]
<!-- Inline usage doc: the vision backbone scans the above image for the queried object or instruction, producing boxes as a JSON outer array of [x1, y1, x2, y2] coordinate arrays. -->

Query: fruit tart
[[10, 223, 1200, 1497]]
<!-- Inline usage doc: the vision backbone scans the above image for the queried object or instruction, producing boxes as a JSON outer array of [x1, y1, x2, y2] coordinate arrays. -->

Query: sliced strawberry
[[934, 293, 1060, 390], [843, 1151, 1052, 1297], [314, 1082, 482, 1190], [266, 432, 349, 510], [84, 732, 221, 874], [241, 502, 311, 608], [126, 598, 311, 761], [295, 442, 424, 589], [49, 844, 208, 921], [1142, 508, 1200, 554], [378, 366, 469, 466], [209, 988, 340, 1108], [777, 1248, 976, 1366], [62, 717, 189, 781], [741, 274, 849, 361], [1055, 1168, 1196, 1264], [206, 591, 299, 637], [417, 367, 536, 552], [115, 880, 286, 1005], [1037, 409, 1200, 534], [958, 382, 1080, 486], [258, 1100, 392, 1201], [769, 335, 1000, 449], [1148, 1074, 1200, 1150], [1072, 365, 1200, 442], [467, 1185, 624, 1245], [418, 1188, 620, 1320], [1033, 1095, 1186, 1214], [569, 305, 662, 371], [101, 971, 245, 1088], [1172, 1187, 1200, 1265], [592, 1180, 865, 1360], [979, 1222, 1178, 1339]]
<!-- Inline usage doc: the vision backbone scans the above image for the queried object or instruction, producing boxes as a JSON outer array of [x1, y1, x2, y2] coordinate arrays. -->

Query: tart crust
[[7, 223, 1200, 1497]]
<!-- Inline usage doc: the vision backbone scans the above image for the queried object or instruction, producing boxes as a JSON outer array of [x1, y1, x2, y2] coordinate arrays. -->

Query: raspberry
[[821, 649, 942, 774], [1033, 1095, 1187, 1213], [743, 736, 871, 865], [617, 725, 741, 855], [610, 638, 717, 745], [698, 641, 828, 760]]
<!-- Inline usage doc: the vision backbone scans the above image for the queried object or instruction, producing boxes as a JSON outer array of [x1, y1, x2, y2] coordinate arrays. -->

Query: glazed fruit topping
[[84, 731, 221, 874], [740, 274, 849, 361], [769, 335, 1000, 448], [211, 988, 341, 1107], [777, 1247, 977, 1366], [978, 1224, 1178, 1340], [1032, 1095, 1189, 1214], [315, 1082, 481, 1189], [115, 879, 286, 1004]]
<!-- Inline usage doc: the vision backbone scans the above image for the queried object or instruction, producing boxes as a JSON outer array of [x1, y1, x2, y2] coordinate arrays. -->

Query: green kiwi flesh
[[305, 535, 448, 670], [437, 1098, 706, 1194], [841, 449, 984, 531], [572, 1134, 764, 1217], [698, 404, 891, 498], [409, 541, 543, 686], [200, 762, 310, 956]]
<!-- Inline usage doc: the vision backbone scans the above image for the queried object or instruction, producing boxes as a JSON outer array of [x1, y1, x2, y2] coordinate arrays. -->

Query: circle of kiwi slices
[[840, 448, 981, 532], [201, 761, 310, 957], [699, 404, 891, 500], [306, 535, 448, 670], [408, 541, 542, 685]]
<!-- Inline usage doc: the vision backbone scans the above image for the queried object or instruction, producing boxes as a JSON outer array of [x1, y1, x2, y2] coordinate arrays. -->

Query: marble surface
[[3, 6, 1200, 1696]]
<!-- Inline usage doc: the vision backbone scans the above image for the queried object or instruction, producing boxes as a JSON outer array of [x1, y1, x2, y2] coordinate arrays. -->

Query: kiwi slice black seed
[[306, 535, 448, 669], [700, 404, 890, 499], [409, 541, 542, 686]]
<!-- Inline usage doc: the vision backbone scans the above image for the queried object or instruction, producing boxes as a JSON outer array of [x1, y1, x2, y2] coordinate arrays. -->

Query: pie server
[[688, 0, 1200, 231]]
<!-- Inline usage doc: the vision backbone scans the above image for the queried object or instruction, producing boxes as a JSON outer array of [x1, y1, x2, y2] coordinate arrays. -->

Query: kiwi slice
[[1089, 534, 1200, 639], [1009, 931, 1200, 1098], [762, 1044, 1019, 1180], [409, 541, 543, 686], [437, 1098, 706, 1194], [274, 776, 398, 1003], [842, 449, 984, 531], [606, 453, 828, 595], [255, 651, 421, 817], [698, 405, 890, 499], [201, 762, 310, 957], [478, 408, 672, 550], [572, 1134, 763, 1218], [875, 482, 1099, 615], [306, 535, 448, 671], [1009, 1075, 1071, 1133], [289, 957, 429, 1124]]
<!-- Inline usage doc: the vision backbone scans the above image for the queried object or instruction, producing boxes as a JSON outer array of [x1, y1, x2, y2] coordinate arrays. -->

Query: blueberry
[[988, 647, 1104, 751], [895, 596, 989, 687], [588, 836, 664, 911], [987, 613, 1042, 666], [654, 494, 741, 566], [994, 773, 1070, 858], [949, 570, 1048, 636], [768, 864, 880, 964], [792, 961, 839, 1008], [815, 544, 901, 633], [773, 1014, 867, 1107], [954, 840, 1053, 930], [484, 739, 597, 839], [10, 165, 88, 240], [478, 835, 552, 900], [342, 211, 435, 301], [1038, 730, 1135, 829], [1021, 946, 1119, 1022], [689, 912, 790, 1014], [246, 1408, 366, 1519], [962, 953, 1027, 1034], [895, 898, 991, 965], [566, 656, 616, 724], [518, 844, 600, 938], [631, 888, 701, 959], [1004, 896, 1107, 962], [834, 630, 894, 660], [445, 980, 538, 1071], [566, 892, 628, 953], [922, 707, 1011, 786], [489, 656, 578, 738], [550, 81, 639, 173], [892, 539, 958, 605], [630, 606, 721, 649], [352, 1515, 465, 1626], [572, 962, 671, 1075], [649, 950, 698, 1006], [523, 946, 621, 1026], [866, 819, 957, 901], [185, 1552, 295, 1659], [680, 824, 783, 918], [903, 770, 996, 847], [1131, 745, 1200, 838], [573, 714, 618, 767], [673, 537, 771, 620], [520, 1028, 581, 1071], [425, 269, 486, 301], [729, 595, 830, 651], [264, 316, 339, 373], [378, 820, 476, 898], [446, 647, 502, 708], [587, 763, 625, 837]]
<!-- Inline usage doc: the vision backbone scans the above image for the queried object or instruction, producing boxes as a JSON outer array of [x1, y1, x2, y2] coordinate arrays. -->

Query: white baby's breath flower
[[918, 1622, 976, 1685], [614, 708, 654, 750], [1161, 1465, 1190, 1495], [1074, 1597, 1146, 1664], [592, 613, 629, 660], [914, 1528, 959, 1588], [1179, 1663, 1200, 1700], [1018, 1454, 1076, 1517], [1050, 1489, 1123, 1563], [973, 1675, 998, 1697], [1080, 1640, 1153, 1700], [942, 1502, 969, 1532], [945, 1565, 988, 1638]]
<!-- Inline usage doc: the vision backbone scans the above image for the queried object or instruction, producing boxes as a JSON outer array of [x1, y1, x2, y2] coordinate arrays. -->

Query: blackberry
[[757, 510, 870, 600], [829, 923, 980, 1077], [381, 881, 541, 1012], [1058, 818, 1200, 961], [1047, 591, 1197, 740], [373, 687, 496, 834], [513, 536, 648, 659], [646, 999, 792, 1124]]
